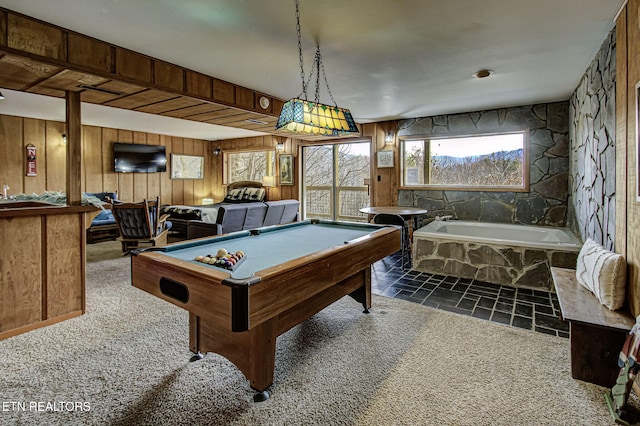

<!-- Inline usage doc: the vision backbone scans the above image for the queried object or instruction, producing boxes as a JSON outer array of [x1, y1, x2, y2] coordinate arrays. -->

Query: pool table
[[131, 219, 400, 400]]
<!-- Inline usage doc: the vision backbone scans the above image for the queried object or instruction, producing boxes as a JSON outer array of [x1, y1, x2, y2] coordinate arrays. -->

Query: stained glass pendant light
[[275, 0, 359, 137]]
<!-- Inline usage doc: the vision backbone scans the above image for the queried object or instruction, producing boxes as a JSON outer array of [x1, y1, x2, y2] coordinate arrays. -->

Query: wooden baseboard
[[0, 310, 83, 340]]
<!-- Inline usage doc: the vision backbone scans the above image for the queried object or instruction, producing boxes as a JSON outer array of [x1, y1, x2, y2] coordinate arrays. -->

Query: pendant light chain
[[276, 0, 359, 136], [295, 0, 308, 100], [294, 0, 337, 107], [317, 48, 338, 107], [314, 48, 321, 104]]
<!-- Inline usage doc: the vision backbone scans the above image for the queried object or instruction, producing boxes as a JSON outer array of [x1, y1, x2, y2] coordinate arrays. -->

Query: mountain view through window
[[402, 132, 527, 189]]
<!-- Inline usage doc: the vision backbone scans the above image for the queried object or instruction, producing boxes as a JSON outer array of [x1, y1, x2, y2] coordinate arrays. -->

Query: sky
[[302, 134, 524, 158], [427, 133, 524, 157]]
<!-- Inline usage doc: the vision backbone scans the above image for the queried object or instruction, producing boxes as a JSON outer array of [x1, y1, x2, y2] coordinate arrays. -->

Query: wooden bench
[[551, 267, 635, 387]]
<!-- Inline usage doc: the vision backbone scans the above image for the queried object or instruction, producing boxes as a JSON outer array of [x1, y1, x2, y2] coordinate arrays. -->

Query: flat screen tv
[[113, 143, 167, 173]]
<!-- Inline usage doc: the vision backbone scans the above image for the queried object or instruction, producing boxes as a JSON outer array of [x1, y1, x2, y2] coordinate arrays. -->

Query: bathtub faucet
[[435, 215, 454, 221]]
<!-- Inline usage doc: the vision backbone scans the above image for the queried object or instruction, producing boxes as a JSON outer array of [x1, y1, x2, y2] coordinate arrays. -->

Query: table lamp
[[262, 175, 275, 200]]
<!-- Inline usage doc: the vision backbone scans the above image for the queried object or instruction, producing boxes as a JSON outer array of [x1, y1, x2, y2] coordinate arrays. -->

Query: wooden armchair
[[111, 197, 171, 253]]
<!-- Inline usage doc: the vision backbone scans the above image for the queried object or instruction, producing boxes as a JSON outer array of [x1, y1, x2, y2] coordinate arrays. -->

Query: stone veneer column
[[568, 29, 616, 250]]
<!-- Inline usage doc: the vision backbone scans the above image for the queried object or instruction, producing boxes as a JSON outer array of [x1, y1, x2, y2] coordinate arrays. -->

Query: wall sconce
[[276, 142, 285, 152], [213, 147, 221, 155], [384, 132, 394, 144], [62, 134, 67, 145]]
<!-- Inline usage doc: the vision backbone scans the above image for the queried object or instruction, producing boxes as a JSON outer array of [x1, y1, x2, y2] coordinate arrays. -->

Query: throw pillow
[[575, 238, 627, 310], [224, 188, 246, 203], [241, 187, 266, 202]]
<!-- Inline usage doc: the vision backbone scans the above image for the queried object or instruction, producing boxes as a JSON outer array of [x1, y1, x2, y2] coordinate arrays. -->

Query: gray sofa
[[187, 199, 300, 239]]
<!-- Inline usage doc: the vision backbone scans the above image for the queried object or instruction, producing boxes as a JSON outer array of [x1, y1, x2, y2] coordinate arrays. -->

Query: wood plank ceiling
[[0, 8, 358, 141]]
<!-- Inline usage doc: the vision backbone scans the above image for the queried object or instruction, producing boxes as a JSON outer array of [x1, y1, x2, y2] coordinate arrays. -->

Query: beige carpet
[[0, 241, 630, 425]]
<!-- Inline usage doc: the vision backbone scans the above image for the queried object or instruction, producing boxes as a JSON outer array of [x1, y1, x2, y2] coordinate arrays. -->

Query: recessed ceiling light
[[473, 69, 493, 79]]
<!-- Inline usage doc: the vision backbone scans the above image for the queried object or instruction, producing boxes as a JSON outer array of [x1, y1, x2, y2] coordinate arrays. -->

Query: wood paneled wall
[[215, 123, 401, 207], [216, 125, 404, 207], [0, 113, 401, 210], [363, 121, 400, 207], [0, 114, 213, 204], [616, 1, 640, 317]]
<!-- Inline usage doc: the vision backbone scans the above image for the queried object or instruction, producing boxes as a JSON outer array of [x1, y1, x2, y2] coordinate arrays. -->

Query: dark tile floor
[[372, 252, 569, 338]]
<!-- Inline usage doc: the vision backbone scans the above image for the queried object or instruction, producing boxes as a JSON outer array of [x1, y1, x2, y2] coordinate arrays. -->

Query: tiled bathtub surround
[[412, 237, 578, 291], [412, 220, 581, 290]]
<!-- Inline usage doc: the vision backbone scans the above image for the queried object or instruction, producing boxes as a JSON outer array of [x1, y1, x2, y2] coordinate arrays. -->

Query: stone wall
[[568, 29, 616, 250], [397, 102, 570, 227]]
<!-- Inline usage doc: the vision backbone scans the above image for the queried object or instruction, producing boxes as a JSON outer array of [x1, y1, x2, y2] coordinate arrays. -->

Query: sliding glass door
[[302, 141, 370, 221]]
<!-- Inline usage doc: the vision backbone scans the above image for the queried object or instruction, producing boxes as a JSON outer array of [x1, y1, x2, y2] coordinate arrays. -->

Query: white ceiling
[[0, 0, 625, 140]]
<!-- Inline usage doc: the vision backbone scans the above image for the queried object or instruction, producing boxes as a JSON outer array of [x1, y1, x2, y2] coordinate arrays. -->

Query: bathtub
[[416, 220, 582, 251], [412, 220, 582, 290]]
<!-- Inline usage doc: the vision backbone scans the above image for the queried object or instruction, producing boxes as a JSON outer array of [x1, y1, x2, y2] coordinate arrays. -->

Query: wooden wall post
[[65, 91, 82, 205]]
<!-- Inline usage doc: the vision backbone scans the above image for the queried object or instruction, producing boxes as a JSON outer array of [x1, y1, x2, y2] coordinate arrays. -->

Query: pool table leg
[[189, 352, 204, 362], [189, 313, 277, 401], [348, 267, 372, 313], [188, 314, 205, 361]]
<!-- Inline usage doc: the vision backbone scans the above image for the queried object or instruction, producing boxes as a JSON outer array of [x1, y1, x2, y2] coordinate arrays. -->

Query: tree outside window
[[401, 131, 528, 191]]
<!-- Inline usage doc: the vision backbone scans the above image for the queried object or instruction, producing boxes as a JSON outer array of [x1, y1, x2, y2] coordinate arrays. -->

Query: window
[[302, 141, 370, 221], [224, 150, 275, 184], [401, 131, 529, 191]]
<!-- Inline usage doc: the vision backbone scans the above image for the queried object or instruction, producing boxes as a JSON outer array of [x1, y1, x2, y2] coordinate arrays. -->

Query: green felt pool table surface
[[153, 220, 387, 280]]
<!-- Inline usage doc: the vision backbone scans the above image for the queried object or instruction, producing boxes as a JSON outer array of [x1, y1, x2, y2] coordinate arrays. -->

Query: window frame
[[399, 129, 530, 192]]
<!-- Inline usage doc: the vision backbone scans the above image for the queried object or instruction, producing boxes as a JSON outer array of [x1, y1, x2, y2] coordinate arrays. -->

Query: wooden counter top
[[0, 201, 96, 217]]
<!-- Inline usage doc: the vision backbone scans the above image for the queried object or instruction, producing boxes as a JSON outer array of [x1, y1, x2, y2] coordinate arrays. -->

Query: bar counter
[[0, 201, 94, 339]]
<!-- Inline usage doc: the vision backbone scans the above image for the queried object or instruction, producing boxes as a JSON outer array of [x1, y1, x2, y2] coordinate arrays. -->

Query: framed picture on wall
[[170, 154, 204, 179], [279, 154, 294, 185], [377, 150, 394, 168]]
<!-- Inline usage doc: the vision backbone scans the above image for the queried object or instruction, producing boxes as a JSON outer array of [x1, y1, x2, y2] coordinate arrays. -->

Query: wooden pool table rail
[[132, 225, 399, 332]]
